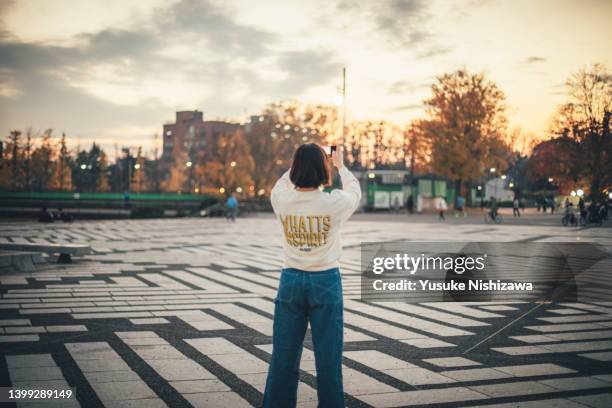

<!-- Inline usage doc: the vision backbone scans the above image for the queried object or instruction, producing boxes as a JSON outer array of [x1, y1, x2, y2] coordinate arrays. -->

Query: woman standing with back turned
[[263, 144, 361, 408]]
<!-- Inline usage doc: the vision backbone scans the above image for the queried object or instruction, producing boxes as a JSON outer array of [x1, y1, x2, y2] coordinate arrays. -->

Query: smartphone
[[323, 145, 337, 157]]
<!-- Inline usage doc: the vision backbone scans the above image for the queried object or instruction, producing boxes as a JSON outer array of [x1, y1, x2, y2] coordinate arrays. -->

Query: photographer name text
[[372, 279, 533, 292]]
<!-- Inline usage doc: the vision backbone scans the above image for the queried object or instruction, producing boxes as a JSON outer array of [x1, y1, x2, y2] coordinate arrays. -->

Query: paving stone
[[538, 376, 611, 391], [383, 367, 457, 385], [6, 354, 56, 368], [46, 325, 88, 332], [494, 363, 576, 377], [90, 380, 157, 402], [357, 386, 488, 407], [459, 398, 589, 407], [423, 357, 482, 368], [470, 381, 557, 397], [345, 350, 419, 370], [103, 399, 168, 408], [8, 366, 65, 381], [128, 318, 170, 325], [569, 392, 612, 408], [145, 359, 217, 381], [184, 391, 251, 408], [440, 367, 511, 382], [0, 334, 39, 342]]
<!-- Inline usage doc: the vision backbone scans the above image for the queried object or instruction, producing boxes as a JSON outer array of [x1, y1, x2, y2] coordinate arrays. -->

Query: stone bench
[[0, 243, 92, 263], [0, 250, 45, 272]]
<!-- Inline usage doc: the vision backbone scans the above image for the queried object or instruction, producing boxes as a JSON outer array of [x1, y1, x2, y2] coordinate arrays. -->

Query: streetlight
[[186, 161, 193, 168], [236, 187, 243, 193], [577, 189, 584, 197], [608, 192, 612, 199], [489, 167, 496, 173], [80, 164, 86, 170], [509, 182, 514, 188], [219, 187, 225, 194], [548, 177, 554, 183], [134, 163, 141, 170], [368, 173, 375, 179], [230, 161, 237, 167], [501, 174, 507, 180], [571, 191, 577, 197]]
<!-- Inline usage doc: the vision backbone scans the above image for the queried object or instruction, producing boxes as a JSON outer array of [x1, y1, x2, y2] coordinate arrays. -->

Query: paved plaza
[[1, 215, 611, 407]]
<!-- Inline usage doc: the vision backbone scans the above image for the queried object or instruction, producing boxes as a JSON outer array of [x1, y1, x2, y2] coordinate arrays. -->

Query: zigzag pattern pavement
[[1, 218, 611, 407]]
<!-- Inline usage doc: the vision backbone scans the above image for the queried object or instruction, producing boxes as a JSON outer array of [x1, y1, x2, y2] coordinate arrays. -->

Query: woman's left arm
[[270, 170, 292, 210]]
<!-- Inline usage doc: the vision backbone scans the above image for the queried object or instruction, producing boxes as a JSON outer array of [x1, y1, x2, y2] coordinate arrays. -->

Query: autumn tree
[[161, 143, 188, 193], [197, 130, 254, 196], [30, 128, 56, 191], [71, 143, 106, 192], [3, 130, 23, 189], [23, 129, 32, 190], [422, 69, 510, 201], [345, 121, 404, 169], [526, 139, 575, 194], [52, 133, 72, 191], [403, 120, 431, 176], [245, 101, 328, 195], [548, 63, 611, 200]]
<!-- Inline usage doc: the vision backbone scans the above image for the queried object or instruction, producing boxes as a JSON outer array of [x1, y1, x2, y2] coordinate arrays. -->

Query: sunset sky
[[1, 0, 611, 156]]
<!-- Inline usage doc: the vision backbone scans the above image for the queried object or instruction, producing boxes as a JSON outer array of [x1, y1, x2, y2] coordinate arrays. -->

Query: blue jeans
[[263, 268, 344, 408]]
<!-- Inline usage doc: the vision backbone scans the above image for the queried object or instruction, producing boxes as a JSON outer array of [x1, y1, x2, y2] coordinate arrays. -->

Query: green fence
[[0, 191, 208, 202]]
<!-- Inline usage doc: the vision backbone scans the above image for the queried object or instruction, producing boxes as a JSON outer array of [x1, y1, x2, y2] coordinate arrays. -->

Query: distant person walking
[[455, 195, 466, 218], [263, 144, 360, 408], [405, 195, 414, 215], [489, 196, 499, 221], [392, 195, 400, 214], [225, 193, 238, 222], [436, 196, 447, 221], [549, 197, 556, 214], [579, 197, 586, 220], [123, 190, 131, 209], [513, 198, 520, 217]]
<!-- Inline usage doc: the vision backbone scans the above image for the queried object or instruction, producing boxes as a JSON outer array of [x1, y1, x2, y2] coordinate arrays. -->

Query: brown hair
[[290, 144, 331, 189]]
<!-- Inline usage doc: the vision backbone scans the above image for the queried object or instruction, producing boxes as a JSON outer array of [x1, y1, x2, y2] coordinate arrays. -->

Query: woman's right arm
[[330, 148, 362, 219]]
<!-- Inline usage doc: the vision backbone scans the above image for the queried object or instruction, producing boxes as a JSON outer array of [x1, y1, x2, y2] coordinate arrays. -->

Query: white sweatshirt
[[270, 167, 362, 271]]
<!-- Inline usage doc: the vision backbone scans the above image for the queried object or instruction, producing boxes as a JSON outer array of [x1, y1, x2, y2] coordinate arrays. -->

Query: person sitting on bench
[[38, 206, 54, 223], [55, 207, 74, 223]]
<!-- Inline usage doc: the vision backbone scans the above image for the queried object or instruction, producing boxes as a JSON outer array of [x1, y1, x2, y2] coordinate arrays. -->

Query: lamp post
[[488, 167, 496, 201]]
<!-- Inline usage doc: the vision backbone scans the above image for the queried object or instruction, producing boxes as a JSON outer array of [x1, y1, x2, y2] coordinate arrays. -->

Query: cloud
[[388, 80, 430, 95], [333, 0, 431, 49], [374, 0, 431, 48], [0, 0, 342, 148], [387, 103, 423, 112], [154, 0, 276, 58], [524, 56, 547, 64]]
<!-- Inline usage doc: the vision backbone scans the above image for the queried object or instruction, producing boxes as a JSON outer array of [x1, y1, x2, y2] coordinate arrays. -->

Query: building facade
[[161, 110, 242, 162]]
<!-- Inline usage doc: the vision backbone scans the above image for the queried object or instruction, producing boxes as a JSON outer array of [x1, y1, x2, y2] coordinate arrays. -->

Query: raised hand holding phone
[[331, 145, 343, 169]]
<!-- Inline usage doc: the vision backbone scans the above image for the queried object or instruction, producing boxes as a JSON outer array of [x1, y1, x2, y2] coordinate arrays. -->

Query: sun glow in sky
[[1, 0, 611, 155]]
